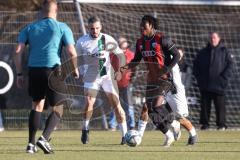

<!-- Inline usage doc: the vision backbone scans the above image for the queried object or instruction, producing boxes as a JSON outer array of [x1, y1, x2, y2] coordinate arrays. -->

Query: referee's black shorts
[[28, 67, 65, 106]]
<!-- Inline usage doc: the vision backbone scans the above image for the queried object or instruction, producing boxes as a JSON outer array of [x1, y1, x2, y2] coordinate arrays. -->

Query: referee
[[14, 0, 79, 154]]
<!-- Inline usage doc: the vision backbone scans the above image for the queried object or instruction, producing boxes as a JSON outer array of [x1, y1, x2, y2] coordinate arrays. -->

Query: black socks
[[42, 111, 61, 140], [28, 110, 41, 144]]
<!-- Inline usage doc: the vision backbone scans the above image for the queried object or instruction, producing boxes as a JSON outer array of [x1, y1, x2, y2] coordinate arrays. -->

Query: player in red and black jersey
[[121, 15, 180, 147]]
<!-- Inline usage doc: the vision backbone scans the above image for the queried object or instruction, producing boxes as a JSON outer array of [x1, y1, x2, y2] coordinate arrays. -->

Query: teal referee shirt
[[18, 18, 75, 68]]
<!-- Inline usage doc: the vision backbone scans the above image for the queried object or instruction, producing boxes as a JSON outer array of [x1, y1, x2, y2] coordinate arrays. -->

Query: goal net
[[1, 0, 240, 129], [55, 0, 240, 129]]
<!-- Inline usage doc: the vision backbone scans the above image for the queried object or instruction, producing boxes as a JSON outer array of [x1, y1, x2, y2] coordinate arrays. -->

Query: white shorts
[[166, 86, 189, 118], [84, 76, 119, 98]]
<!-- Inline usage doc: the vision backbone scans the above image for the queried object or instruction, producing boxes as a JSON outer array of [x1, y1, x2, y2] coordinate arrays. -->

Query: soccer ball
[[124, 130, 142, 147]]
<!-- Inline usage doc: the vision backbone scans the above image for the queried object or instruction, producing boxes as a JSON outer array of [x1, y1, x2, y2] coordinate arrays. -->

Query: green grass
[[0, 130, 240, 160]]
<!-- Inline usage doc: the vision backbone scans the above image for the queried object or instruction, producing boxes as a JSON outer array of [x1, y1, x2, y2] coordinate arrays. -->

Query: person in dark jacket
[[193, 32, 233, 130]]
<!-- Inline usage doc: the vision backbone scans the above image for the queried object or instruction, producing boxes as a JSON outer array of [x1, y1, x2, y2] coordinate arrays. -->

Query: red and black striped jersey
[[130, 32, 180, 82]]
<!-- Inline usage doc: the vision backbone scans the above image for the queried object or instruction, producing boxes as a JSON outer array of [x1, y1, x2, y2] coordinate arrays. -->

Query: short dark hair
[[141, 15, 158, 29], [88, 16, 101, 25], [42, 0, 57, 14]]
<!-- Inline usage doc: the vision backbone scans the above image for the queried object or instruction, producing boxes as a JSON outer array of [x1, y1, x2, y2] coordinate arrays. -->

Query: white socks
[[118, 121, 127, 137], [165, 130, 174, 138], [82, 120, 90, 130], [138, 120, 147, 137], [171, 120, 181, 133], [189, 127, 197, 137]]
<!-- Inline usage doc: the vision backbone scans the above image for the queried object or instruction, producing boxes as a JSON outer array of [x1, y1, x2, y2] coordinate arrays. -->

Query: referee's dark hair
[[141, 15, 158, 30], [42, 0, 57, 14]]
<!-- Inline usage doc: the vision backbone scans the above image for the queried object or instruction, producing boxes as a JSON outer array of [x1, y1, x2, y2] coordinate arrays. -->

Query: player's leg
[[137, 83, 155, 138], [166, 92, 197, 144], [100, 104, 109, 130], [119, 87, 135, 130], [166, 93, 182, 141], [168, 103, 197, 144], [167, 71, 198, 143], [149, 96, 175, 147], [146, 80, 175, 147], [170, 119, 181, 141], [83, 95, 97, 129], [27, 100, 44, 154], [103, 79, 127, 144], [138, 103, 148, 137], [178, 117, 197, 145], [37, 104, 63, 154], [36, 68, 66, 154], [26, 68, 47, 154], [81, 85, 98, 144], [105, 92, 127, 144], [81, 95, 96, 144]]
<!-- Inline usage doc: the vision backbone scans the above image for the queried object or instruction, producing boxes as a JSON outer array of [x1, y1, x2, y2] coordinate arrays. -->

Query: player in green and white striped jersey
[[76, 16, 127, 145]]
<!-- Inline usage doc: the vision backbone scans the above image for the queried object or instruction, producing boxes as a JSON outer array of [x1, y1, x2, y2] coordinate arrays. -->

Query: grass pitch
[[0, 130, 239, 160]]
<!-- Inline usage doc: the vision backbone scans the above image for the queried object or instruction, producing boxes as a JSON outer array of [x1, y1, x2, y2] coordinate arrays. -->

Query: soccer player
[[76, 16, 128, 145], [120, 15, 180, 147], [166, 49, 197, 145], [14, 0, 79, 154]]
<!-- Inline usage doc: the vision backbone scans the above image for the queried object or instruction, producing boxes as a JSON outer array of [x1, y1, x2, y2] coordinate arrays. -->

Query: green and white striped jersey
[[76, 33, 125, 82]]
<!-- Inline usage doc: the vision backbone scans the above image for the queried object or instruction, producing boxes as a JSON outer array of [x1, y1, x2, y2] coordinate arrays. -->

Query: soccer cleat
[[187, 135, 198, 145], [36, 136, 54, 154], [163, 132, 175, 147], [120, 137, 126, 145], [26, 143, 38, 154], [81, 130, 89, 144]]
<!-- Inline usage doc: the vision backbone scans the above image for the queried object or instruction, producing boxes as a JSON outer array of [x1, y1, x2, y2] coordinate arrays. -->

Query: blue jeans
[[108, 86, 135, 129]]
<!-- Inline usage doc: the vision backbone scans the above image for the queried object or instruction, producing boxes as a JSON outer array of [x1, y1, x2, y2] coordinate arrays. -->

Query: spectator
[[108, 36, 135, 130], [193, 32, 233, 130]]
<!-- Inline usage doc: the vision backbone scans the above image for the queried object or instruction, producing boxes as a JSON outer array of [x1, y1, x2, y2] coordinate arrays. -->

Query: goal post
[[74, 0, 86, 35]]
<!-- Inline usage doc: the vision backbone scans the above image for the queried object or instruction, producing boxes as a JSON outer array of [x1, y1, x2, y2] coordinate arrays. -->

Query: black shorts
[[28, 67, 65, 106]]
